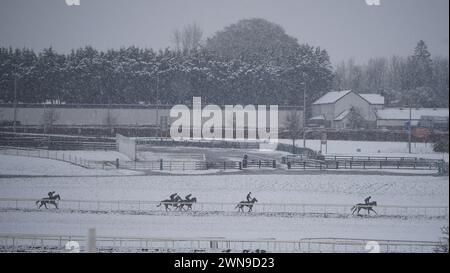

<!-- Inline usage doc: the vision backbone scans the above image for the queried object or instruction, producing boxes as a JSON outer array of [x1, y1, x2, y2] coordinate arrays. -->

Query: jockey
[[169, 193, 178, 201], [246, 192, 252, 202], [185, 194, 192, 201], [364, 196, 371, 205], [48, 191, 55, 199]]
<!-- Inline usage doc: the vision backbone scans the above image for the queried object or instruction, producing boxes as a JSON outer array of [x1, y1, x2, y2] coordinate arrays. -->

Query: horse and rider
[[236, 192, 258, 212], [36, 191, 61, 209], [351, 196, 378, 216], [157, 193, 197, 211]]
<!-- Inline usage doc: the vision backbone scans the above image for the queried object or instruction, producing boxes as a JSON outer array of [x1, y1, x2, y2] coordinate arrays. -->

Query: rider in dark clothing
[[48, 191, 55, 199], [246, 192, 252, 202], [169, 193, 178, 201], [364, 196, 371, 205], [185, 194, 192, 201]]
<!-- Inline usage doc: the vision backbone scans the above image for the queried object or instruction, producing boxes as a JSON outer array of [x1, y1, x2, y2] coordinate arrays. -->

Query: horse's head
[[54, 194, 61, 200], [252, 198, 258, 203], [372, 201, 377, 206], [192, 197, 197, 203], [175, 196, 182, 202]]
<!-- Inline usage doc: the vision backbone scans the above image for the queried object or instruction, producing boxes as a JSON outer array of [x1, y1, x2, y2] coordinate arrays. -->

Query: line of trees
[[0, 19, 447, 109], [0, 19, 333, 109], [334, 40, 449, 108]]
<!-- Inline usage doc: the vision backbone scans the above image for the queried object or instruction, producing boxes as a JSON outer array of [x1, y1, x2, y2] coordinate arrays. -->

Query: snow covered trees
[[333, 40, 449, 108]]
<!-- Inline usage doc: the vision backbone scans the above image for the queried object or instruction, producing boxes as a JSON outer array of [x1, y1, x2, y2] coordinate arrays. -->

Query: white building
[[311, 90, 385, 128], [376, 108, 449, 129]]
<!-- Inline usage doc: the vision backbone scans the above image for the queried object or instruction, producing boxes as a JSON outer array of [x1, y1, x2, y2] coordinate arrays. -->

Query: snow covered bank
[[0, 154, 142, 176]]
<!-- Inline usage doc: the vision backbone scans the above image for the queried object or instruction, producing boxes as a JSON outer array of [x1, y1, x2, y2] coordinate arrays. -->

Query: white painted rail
[[0, 233, 440, 253], [0, 198, 447, 218]]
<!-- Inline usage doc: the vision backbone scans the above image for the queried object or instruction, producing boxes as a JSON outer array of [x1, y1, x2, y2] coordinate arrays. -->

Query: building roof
[[312, 90, 385, 106], [334, 110, 350, 121], [312, 90, 352, 105], [360, 94, 385, 105], [310, 114, 326, 120], [376, 108, 449, 120]]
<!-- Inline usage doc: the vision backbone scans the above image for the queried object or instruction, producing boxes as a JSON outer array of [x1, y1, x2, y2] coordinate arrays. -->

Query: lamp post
[[13, 72, 17, 133], [302, 72, 307, 148], [408, 106, 412, 154]]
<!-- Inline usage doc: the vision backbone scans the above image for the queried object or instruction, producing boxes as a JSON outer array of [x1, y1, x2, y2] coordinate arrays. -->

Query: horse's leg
[[370, 208, 378, 215], [44, 203, 48, 209]]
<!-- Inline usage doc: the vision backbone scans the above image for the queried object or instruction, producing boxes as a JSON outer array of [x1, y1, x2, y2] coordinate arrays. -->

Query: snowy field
[[282, 139, 449, 162], [0, 143, 448, 252], [0, 174, 447, 245]]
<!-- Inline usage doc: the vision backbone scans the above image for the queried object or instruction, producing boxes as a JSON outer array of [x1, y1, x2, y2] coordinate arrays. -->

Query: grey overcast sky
[[0, 0, 448, 65]]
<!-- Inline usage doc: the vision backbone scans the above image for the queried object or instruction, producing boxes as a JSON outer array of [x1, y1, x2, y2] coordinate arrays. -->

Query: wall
[[0, 105, 303, 130]]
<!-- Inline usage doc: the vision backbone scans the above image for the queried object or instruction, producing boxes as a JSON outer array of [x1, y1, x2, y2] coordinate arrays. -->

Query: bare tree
[[347, 107, 366, 129], [172, 23, 203, 54], [42, 108, 59, 134], [435, 226, 449, 253], [284, 111, 302, 153], [104, 109, 118, 136]]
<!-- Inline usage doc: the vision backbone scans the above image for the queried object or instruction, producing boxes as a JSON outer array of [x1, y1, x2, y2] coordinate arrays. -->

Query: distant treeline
[[334, 40, 449, 108], [0, 19, 447, 109]]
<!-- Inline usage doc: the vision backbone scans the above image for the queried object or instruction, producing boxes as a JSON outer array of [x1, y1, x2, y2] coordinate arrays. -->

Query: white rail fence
[[0, 198, 447, 218], [0, 234, 440, 253]]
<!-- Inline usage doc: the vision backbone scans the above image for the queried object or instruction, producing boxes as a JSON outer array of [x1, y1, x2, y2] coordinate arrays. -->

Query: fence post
[[86, 228, 97, 253]]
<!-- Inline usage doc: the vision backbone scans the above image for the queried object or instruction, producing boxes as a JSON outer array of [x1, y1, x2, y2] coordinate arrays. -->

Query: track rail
[[1, 198, 447, 218], [0, 233, 440, 253]]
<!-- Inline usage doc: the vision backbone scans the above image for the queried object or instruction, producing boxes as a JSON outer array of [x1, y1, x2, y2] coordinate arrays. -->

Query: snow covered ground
[[0, 175, 447, 206], [0, 210, 444, 242], [280, 139, 449, 162], [0, 174, 447, 245], [0, 154, 142, 176]]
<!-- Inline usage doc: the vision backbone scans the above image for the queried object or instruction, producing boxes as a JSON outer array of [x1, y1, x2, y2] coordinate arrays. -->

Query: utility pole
[[408, 106, 412, 154], [13, 71, 17, 133], [302, 73, 307, 148]]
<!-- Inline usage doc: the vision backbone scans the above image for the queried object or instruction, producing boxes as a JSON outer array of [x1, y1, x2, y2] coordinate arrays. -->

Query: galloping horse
[[156, 196, 182, 211], [36, 194, 61, 209], [177, 197, 197, 211], [236, 197, 258, 212], [351, 201, 378, 216]]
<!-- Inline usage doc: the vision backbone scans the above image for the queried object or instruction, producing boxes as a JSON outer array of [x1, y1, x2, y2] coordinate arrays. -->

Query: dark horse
[[351, 201, 378, 216], [236, 197, 258, 212], [156, 196, 182, 211], [36, 194, 61, 209], [177, 197, 197, 211]]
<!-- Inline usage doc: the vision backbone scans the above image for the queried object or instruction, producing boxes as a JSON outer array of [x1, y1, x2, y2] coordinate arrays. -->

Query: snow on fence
[[286, 156, 444, 172], [0, 198, 447, 218], [0, 233, 440, 253]]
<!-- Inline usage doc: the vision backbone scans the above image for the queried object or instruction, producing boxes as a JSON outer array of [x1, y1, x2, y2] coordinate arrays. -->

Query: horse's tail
[[36, 200, 40, 207], [156, 203, 161, 207], [350, 206, 355, 211]]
